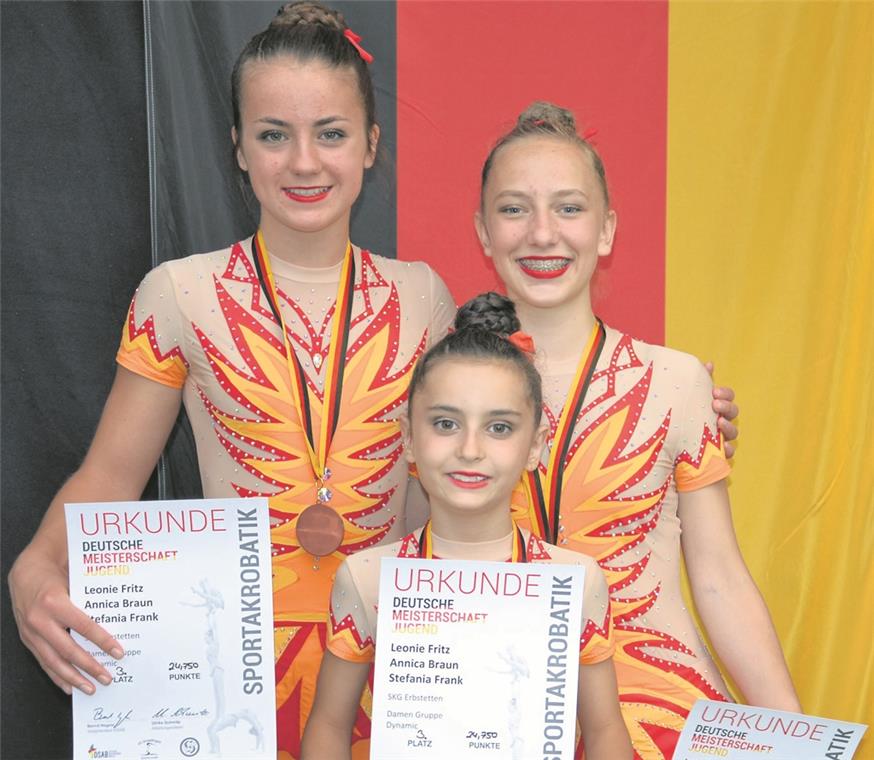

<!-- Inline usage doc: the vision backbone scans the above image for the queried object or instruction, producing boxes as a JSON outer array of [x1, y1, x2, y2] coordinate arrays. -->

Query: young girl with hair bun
[[8, 3, 453, 757], [476, 101, 800, 759], [302, 292, 634, 760]]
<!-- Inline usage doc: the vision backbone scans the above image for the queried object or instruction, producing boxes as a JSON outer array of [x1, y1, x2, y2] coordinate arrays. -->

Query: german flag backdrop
[[397, 1, 874, 734], [1, 2, 871, 758]]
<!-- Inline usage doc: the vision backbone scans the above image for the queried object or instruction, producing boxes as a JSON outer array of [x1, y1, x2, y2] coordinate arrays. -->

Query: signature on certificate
[[91, 707, 133, 729], [152, 706, 210, 719]]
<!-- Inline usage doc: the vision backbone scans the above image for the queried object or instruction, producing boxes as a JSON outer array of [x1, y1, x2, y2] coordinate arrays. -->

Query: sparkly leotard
[[117, 236, 454, 759], [512, 325, 732, 760]]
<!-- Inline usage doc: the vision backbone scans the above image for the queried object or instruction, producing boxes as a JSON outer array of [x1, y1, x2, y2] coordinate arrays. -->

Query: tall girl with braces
[[475, 102, 799, 759]]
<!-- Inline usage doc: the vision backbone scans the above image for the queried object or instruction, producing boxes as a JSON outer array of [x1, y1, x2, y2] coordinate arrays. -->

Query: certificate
[[370, 558, 585, 760], [66, 498, 276, 759], [674, 699, 868, 760]]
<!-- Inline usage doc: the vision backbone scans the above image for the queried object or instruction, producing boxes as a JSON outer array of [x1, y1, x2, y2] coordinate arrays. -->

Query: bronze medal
[[296, 503, 345, 557]]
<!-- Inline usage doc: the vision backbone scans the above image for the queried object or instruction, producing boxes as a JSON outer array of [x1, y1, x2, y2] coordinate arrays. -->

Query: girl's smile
[[283, 185, 332, 203], [446, 470, 491, 489], [516, 255, 573, 279]]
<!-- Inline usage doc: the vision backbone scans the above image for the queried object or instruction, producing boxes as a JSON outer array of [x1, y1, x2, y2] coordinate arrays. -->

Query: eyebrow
[[494, 188, 588, 200], [254, 115, 350, 128], [428, 404, 522, 417]]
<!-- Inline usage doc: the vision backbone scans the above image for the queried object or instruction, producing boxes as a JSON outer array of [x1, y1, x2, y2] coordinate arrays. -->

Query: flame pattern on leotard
[[118, 242, 446, 759], [512, 331, 730, 760]]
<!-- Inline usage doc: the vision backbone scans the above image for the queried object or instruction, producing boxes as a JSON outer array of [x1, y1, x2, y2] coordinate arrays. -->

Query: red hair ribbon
[[508, 331, 536, 354], [344, 29, 374, 64], [582, 127, 598, 141]]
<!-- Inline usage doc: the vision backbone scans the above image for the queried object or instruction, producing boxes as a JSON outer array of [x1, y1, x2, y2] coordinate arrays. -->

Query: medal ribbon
[[525, 319, 606, 544], [251, 230, 355, 486], [417, 521, 528, 563]]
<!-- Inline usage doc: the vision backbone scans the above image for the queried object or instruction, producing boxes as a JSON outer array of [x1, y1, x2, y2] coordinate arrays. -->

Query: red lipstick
[[447, 471, 490, 490], [283, 186, 331, 203], [517, 257, 571, 280]]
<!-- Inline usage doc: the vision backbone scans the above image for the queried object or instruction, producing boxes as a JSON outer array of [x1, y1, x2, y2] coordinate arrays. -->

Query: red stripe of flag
[[396, 1, 667, 344]]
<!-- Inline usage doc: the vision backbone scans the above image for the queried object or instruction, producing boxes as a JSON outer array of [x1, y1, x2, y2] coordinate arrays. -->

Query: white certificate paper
[[371, 558, 585, 760], [66, 498, 276, 759], [674, 699, 868, 759]]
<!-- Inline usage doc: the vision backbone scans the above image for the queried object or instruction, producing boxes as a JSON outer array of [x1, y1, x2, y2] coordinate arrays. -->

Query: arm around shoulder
[[8, 366, 182, 694], [679, 481, 800, 711], [703, 361, 740, 457]]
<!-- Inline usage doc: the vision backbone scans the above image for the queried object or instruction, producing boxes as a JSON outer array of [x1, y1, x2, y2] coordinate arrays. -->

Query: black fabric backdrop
[[2, 3, 152, 757], [1, 2, 396, 757]]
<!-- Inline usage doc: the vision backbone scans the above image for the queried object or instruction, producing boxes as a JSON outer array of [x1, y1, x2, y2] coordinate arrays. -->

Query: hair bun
[[480, 100, 610, 207], [454, 292, 521, 336], [517, 101, 577, 135], [272, 1, 345, 32]]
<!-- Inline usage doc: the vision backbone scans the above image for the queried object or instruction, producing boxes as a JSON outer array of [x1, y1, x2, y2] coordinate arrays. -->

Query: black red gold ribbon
[[251, 230, 355, 494], [525, 319, 606, 544]]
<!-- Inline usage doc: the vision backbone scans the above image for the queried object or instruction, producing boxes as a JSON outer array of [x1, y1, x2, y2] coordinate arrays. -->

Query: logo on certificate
[[87, 745, 121, 759], [179, 736, 200, 756], [137, 738, 161, 758]]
